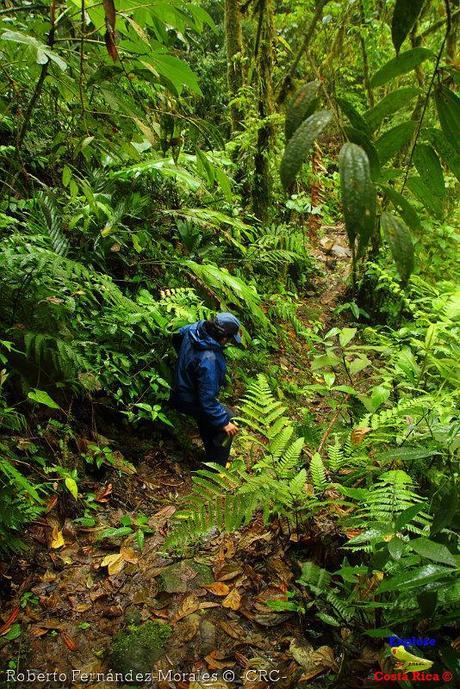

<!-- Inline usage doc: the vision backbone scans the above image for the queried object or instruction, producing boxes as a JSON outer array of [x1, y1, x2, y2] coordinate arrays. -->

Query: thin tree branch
[[420, 6, 459, 39], [0, 5, 48, 15], [276, 0, 330, 105], [400, 0, 452, 195]]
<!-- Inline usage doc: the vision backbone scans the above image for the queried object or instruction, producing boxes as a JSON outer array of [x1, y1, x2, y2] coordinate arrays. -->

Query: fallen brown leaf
[[205, 582, 230, 596], [205, 650, 235, 670], [100, 553, 124, 576], [215, 565, 242, 582], [171, 594, 200, 623], [351, 427, 371, 444], [50, 523, 65, 549], [45, 495, 58, 513], [120, 546, 138, 564], [218, 619, 246, 640], [0, 607, 19, 636], [222, 588, 241, 611], [95, 483, 112, 503], [60, 630, 77, 651]]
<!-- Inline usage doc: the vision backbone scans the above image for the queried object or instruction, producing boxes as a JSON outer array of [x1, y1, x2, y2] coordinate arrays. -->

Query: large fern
[[342, 469, 431, 552], [22, 192, 70, 256], [166, 375, 320, 548]]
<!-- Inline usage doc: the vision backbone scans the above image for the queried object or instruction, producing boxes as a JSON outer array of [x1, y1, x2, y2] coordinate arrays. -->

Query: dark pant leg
[[196, 405, 235, 466]]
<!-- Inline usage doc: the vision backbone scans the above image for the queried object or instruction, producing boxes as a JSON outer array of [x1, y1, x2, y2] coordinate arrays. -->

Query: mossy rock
[[109, 621, 172, 676], [157, 559, 212, 593]]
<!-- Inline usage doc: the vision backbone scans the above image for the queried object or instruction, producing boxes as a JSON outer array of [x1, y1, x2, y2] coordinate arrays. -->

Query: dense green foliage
[[0, 0, 459, 682]]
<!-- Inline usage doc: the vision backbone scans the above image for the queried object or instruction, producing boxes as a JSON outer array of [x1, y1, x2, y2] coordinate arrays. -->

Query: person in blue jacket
[[170, 313, 241, 465]]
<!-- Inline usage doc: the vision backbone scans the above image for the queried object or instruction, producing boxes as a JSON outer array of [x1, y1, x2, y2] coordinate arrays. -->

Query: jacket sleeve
[[196, 353, 231, 428], [172, 325, 187, 354]]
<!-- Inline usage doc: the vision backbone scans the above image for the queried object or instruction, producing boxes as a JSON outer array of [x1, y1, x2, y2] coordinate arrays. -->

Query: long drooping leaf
[[285, 81, 320, 141], [344, 126, 380, 179], [406, 176, 444, 220], [413, 144, 445, 198], [381, 212, 414, 284], [375, 121, 417, 165], [1, 30, 67, 70], [339, 143, 376, 253], [280, 110, 332, 191], [425, 128, 460, 182], [381, 185, 422, 231], [337, 98, 371, 134], [364, 87, 419, 133], [410, 537, 457, 567], [371, 48, 433, 88], [434, 85, 460, 154], [378, 564, 455, 593], [391, 0, 426, 54], [102, 0, 118, 61]]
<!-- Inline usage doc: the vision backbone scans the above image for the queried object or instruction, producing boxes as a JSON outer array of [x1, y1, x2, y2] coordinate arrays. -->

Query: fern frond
[[310, 452, 327, 493]]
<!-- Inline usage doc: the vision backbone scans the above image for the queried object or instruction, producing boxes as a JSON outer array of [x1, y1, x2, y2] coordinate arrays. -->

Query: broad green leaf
[[388, 536, 406, 560], [364, 87, 419, 133], [391, 0, 426, 54], [417, 591, 438, 617], [378, 447, 433, 464], [395, 503, 426, 531], [413, 144, 444, 197], [316, 612, 340, 627], [349, 356, 371, 376], [99, 526, 133, 539], [406, 176, 444, 219], [65, 476, 78, 499], [371, 48, 433, 88], [147, 53, 201, 95], [370, 384, 390, 411], [339, 328, 357, 348], [4, 623, 21, 641], [377, 564, 454, 592], [425, 128, 460, 182], [285, 80, 320, 141], [434, 85, 460, 154], [62, 165, 72, 188], [381, 212, 414, 284], [375, 121, 417, 165], [410, 538, 457, 566], [1, 30, 67, 70], [381, 185, 422, 231], [344, 126, 380, 179], [337, 98, 370, 134], [28, 389, 60, 409], [339, 143, 377, 253], [431, 483, 458, 536], [280, 110, 332, 190]]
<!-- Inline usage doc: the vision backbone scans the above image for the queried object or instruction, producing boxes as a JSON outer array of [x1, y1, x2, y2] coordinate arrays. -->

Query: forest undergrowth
[[0, 1, 459, 688]]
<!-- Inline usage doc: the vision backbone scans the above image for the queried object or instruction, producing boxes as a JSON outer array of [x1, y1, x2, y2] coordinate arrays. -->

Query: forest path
[[0, 227, 354, 688]]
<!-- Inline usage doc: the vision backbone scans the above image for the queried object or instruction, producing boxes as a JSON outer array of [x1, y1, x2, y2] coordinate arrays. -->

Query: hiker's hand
[[222, 422, 239, 437]]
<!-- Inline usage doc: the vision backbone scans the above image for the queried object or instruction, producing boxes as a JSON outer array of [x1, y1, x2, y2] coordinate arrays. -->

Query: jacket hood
[[188, 320, 223, 352]]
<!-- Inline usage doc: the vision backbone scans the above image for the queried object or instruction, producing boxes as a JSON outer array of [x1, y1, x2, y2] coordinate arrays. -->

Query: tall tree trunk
[[358, 0, 374, 107], [225, 0, 245, 131], [252, 0, 275, 220], [447, 0, 459, 63]]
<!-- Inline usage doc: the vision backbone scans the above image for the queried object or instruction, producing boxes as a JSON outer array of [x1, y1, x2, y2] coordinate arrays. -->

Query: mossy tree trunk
[[252, 0, 275, 221], [225, 0, 245, 131], [447, 0, 459, 64]]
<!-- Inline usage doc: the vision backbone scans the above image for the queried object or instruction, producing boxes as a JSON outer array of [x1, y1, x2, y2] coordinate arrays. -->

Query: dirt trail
[[0, 229, 360, 689]]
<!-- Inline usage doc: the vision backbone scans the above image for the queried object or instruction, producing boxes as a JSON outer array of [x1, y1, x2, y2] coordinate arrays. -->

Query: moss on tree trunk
[[225, 0, 245, 131], [252, 0, 275, 221]]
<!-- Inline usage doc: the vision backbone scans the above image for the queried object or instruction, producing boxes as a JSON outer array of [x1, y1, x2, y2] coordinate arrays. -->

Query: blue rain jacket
[[170, 321, 231, 428]]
